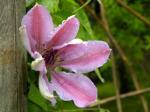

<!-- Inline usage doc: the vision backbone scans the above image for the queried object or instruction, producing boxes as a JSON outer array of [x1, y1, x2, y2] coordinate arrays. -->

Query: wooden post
[[0, 0, 26, 112]]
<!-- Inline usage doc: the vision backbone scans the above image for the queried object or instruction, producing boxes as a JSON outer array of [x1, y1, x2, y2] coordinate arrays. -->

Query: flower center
[[42, 49, 58, 67]]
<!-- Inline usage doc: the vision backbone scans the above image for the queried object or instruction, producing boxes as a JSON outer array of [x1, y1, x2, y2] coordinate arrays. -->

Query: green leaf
[[36, 0, 59, 13], [97, 82, 115, 98], [145, 35, 150, 50], [76, 11, 95, 40], [73, 0, 91, 14], [28, 84, 52, 111], [99, 108, 110, 112], [26, 0, 35, 8], [28, 101, 43, 112], [60, 0, 95, 40], [95, 68, 105, 83]]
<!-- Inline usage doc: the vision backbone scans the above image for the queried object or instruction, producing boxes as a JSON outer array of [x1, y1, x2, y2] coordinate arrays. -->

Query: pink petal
[[22, 4, 53, 51], [39, 73, 56, 106], [58, 41, 111, 73], [47, 15, 79, 48], [19, 25, 33, 56], [31, 52, 47, 73], [51, 72, 97, 107]]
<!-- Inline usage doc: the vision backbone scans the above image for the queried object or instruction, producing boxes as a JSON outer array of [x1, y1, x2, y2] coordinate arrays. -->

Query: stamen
[[42, 49, 58, 66]]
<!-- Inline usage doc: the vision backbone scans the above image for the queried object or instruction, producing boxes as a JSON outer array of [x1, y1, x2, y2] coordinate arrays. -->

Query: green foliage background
[[26, 0, 150, 112]]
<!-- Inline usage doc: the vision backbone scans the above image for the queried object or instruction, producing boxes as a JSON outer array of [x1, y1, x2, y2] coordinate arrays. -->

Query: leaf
[[99, 108, 110, 112], [76, 11, 95, 40], [60, 0, 95, 40], [73, 0, 91, 14], [36, 0, 59, 13], [145, 35, 150, 50], [26, 0, 35, 8], [28, 84, 52, 111], [95, 68, 105, 83], [28, 101, 43, 112]]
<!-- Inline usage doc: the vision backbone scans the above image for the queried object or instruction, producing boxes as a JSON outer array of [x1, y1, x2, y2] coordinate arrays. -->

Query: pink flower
[[20, 4, 111, 108]]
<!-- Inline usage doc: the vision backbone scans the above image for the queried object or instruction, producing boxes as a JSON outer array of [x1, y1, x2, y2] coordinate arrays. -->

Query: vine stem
[[90, 87, 150, 106], [79, 0, 149, 112], [117, 0, 150, 27]]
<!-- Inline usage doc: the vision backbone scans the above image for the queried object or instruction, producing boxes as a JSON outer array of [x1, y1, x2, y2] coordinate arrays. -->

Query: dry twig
[[98, 1, 149, 111], [79, 0, 149, 111], [91, 87, 150, 106], [117, 0, 150, 27], [111, 52, 123, 112]]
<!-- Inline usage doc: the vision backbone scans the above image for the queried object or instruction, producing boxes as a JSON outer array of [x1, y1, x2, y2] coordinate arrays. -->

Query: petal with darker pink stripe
[[58, 41, 111, 73], [51, 72, 97, 107], [47, 16, 79, 48], [22, 4, 53, 51]]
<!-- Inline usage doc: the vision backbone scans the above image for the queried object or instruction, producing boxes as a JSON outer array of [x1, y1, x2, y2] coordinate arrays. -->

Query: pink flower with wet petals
[[20, 4, 111, 108]]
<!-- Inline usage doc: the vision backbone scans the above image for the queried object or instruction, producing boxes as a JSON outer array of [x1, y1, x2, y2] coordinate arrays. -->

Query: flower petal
[[51, 72, 97, 107], [47, 15, 79, 48], [39, 73, 56, 106], [19, 25, 33, 56], [58, 41, 111, 73], [31, 52, 47, 73], [22, 4, 53, 51]]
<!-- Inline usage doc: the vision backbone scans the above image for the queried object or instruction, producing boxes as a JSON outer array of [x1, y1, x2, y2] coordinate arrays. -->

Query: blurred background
[[26, 0, 150, 112]]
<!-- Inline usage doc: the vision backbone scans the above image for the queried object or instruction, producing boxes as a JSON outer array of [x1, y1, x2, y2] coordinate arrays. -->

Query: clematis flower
[[20, 4, 111, 108]]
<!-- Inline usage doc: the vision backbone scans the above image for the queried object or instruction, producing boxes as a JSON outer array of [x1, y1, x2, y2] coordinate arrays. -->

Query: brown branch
[[99, 1, 149, 111], [90, 87, 150, 107], [99, 1, 122, 111], [111, 52, 123, 112], [117, 0, 150, 27], [126, 66, 149, 112], [79, 0, 128, 63], [98, 1, 149, 112], [79, 0, 149, 111], [64, 86, 150, 111]]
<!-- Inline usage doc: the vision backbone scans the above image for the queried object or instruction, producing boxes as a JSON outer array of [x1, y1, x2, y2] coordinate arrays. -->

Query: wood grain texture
[[0, 0, 26, 112]]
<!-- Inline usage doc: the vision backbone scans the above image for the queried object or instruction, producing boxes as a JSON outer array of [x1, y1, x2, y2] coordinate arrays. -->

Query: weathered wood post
[[0, 0, 26, 112]]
